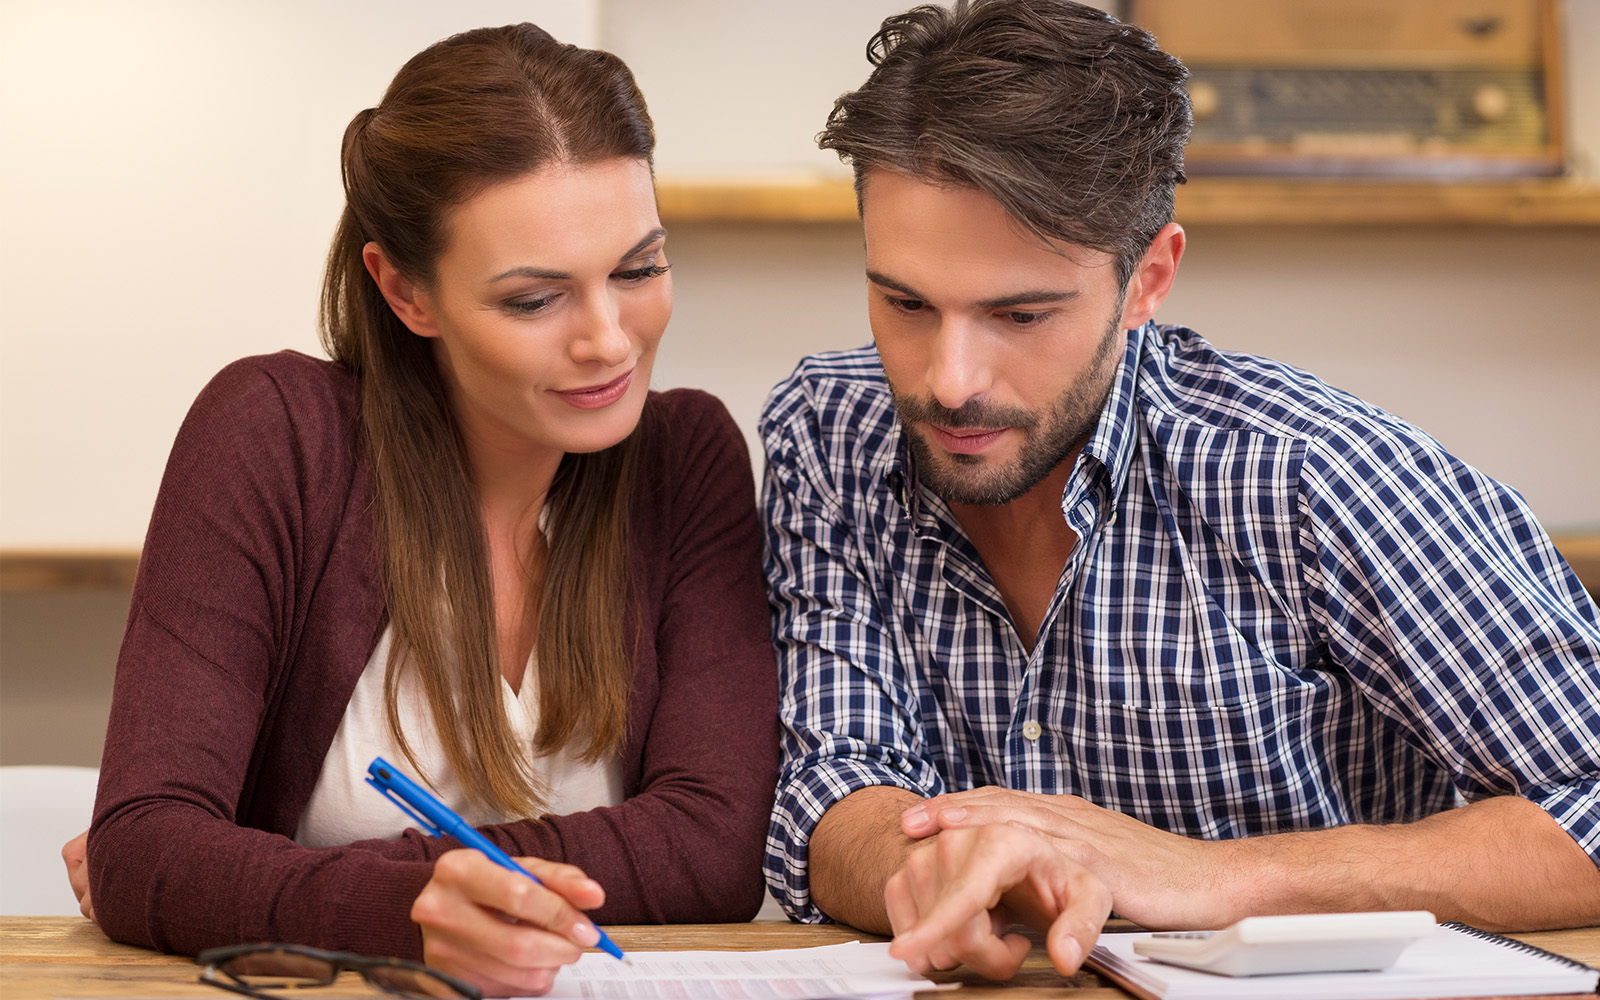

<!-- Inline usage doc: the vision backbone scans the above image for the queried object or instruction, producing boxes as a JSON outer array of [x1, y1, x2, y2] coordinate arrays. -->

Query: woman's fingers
[[433, 851, 601, 944], [422, 919, 580, 997], [61, 830, 96, 923], [516, 856, 608, 913], [414, 849, 606, 996]]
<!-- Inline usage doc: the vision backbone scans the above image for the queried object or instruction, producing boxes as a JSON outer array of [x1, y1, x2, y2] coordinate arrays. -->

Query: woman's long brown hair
[[318, 24, 655, 817]]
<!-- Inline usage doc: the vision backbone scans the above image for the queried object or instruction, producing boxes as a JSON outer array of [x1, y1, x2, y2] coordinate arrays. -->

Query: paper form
[[539, 941, 958, 1000]]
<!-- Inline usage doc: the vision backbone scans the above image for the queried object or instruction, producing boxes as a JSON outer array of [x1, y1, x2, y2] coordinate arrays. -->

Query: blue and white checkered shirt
[[759, 322, 1600, 922]]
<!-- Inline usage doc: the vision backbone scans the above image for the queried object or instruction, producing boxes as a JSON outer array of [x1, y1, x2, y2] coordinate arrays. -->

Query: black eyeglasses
[[197, 943, 482, 1000]]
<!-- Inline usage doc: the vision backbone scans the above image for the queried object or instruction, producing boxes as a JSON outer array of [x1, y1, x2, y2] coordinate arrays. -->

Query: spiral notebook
[[1087, 922, 1599, 1000]]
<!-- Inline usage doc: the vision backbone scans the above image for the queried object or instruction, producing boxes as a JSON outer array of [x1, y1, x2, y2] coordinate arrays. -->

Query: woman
[[66, 23, 778, 996]]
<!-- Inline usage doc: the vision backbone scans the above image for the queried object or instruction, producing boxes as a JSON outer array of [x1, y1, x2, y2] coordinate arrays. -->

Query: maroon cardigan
[[89, 352, 779, 958]]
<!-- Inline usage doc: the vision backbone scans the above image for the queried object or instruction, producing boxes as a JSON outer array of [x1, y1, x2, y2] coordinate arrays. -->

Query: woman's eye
[[506, 296, 555, 315], [614, 262, 670, 283]]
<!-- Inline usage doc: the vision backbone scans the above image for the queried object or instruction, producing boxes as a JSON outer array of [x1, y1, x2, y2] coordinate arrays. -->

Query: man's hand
[[62, 830, 96, 923], [902, 786, 1236, 929], [906, 787, 1600, 933], [412, 850, 607, 998], [885, 822, 1111, 979]]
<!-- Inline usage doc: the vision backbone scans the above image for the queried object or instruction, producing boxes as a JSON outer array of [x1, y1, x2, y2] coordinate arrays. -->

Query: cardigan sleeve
[[90, 354, 438, 958]]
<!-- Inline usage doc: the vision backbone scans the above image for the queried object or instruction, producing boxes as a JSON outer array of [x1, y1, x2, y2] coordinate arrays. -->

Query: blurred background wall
[[2, 0, 1597, 764]]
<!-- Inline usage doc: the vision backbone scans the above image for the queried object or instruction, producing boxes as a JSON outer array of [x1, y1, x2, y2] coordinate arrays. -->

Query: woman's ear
[[1117, 222, 1185, 331], [362, 242, 441, 338]]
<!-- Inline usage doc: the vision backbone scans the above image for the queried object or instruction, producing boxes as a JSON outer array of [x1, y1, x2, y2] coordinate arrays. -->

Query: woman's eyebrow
[[618, 227, 668, 263], [487, 227, 668, 284], [489, 264, 569, 282]]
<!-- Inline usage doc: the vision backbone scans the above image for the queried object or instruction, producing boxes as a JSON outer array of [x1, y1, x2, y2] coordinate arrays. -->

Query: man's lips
[[927, 423, 1008, 455], [556, 369, 633, 409]]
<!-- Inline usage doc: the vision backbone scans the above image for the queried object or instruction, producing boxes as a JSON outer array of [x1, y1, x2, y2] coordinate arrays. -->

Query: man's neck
[[946, 452, 1081, 652]]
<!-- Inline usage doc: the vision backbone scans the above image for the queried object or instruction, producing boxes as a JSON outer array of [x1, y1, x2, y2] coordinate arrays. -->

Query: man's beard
[[890, 317, 1123, 508]]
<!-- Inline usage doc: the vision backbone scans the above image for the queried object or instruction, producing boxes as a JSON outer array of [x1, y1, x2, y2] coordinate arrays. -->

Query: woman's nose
[[570, 292, 632, 367]]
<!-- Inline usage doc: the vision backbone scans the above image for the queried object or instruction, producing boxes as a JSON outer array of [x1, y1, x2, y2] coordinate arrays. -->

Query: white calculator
[[1132, 911, 1437, 977]]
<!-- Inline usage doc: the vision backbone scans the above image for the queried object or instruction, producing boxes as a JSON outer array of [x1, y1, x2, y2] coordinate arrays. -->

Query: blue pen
[[366, 756, 626, 962]]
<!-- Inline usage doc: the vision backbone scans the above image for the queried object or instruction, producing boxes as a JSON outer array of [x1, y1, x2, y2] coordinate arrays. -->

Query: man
[[759, 0, 1600, 980]]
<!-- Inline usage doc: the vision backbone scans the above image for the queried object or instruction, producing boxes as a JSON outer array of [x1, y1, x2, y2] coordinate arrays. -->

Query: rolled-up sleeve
[[758, 382, 943, 923], [1298, 414, 1600, 864]]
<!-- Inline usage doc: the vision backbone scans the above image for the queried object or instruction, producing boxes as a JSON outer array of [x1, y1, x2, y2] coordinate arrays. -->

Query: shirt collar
[[885, 426, 919, 521], [1071, 320, 1146, 517]]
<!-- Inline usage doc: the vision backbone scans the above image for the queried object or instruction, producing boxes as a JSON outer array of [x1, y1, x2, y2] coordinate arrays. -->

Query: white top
[[295, 625, 624, 847]]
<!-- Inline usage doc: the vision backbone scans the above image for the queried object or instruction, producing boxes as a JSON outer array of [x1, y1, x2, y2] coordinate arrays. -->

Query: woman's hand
[[412, 849, 608, 997], [62, 830, 97, 923]]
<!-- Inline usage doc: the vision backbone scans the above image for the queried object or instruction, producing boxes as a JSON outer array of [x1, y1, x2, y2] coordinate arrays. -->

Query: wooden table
[[3, 916, 1598, 1000]]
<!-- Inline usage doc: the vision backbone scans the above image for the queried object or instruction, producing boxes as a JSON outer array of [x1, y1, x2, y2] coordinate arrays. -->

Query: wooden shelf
[[0, 550, 140, 591], [1553, 534, 1600, 600], [657, 175, 859, 223], [655, 175, 1600, 227], [3, 537, 1596, 596], [1175, 178, 1600, 227]]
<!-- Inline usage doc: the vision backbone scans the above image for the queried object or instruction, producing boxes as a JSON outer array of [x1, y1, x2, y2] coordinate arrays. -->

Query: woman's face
[[405, 157, 670, 465]]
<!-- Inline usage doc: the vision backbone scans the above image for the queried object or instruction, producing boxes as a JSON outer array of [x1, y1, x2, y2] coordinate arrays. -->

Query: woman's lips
[[928, 423, 1007, 455], [557, 369, 633, 409]]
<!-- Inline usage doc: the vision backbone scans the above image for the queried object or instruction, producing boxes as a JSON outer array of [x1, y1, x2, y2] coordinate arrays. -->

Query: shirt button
[[1022, 721, 1043, 741]]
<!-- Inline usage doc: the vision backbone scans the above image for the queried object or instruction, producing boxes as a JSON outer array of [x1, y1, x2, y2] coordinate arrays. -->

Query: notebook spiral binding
[[1442, 921, 1600, 979]]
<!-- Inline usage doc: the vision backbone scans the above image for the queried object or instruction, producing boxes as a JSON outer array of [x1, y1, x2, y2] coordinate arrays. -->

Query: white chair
[[0, 765, 99, 916]]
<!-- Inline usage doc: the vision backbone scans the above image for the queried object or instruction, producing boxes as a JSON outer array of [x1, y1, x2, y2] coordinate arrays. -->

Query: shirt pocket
[[1083, 692, 1328, 839]]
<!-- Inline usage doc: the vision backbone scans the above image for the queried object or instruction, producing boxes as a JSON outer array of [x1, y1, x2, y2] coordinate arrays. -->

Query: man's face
[[862, 168, 1131, 507]]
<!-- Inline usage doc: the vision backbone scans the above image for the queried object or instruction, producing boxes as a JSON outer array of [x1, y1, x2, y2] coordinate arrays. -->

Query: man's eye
[[1006, 310, 1047, 325], [891, 297, 926, 312]]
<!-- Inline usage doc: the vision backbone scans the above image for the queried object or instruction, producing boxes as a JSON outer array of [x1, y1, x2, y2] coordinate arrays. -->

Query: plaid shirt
[[759, 322, 1600, 922]]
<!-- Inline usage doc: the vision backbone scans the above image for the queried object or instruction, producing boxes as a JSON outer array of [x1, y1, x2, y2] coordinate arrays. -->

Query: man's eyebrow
[[977, 288, 1080, 310], [488, 227, 668, 284], [865, 270, 923, 299], [866, 269, 1080, 310]]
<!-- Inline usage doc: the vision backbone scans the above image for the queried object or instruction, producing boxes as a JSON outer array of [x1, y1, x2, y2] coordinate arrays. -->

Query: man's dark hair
[[820, 0, 1191, 288]]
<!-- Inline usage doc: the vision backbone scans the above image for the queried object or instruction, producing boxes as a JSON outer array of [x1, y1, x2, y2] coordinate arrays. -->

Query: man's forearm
[[1222, 795, 1600, 931], [809, 785, 927, 932]]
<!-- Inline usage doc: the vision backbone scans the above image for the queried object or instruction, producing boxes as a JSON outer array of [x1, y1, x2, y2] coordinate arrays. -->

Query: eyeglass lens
[[211, 948, 469, 999], [217, 950, 338, 987]]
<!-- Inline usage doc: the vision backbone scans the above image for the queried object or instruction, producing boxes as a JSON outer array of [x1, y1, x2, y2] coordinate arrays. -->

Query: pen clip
[[364, 775, 445, 838]]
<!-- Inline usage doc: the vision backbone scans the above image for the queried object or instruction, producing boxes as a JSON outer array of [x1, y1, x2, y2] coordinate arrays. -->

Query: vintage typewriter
[[1128, 0, 1565, 177]]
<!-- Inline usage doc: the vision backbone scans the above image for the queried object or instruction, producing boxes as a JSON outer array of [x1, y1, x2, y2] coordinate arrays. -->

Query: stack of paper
[[1088, 924, 1599, 1000], [543, 941, 955, 1000]]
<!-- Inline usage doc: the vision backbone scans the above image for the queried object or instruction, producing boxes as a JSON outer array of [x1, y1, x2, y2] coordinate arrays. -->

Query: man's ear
[[1118, 222, 1185, 331], [362, 242, 441, 338]]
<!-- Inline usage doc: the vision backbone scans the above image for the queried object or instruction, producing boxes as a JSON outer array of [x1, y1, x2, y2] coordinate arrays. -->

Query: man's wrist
[[810, 785, 926, 933], [1207, 826, 1341, 922]]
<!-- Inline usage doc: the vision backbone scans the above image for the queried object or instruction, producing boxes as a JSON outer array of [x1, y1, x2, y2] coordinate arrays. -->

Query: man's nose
[[925, 319, 992, 413]]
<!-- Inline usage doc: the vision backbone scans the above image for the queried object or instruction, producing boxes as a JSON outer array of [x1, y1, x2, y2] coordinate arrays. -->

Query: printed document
[[540, 941, 956, 999]]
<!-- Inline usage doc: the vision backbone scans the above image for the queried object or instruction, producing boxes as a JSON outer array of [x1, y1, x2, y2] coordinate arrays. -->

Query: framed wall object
[[1128, 0, 1565, 177]]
